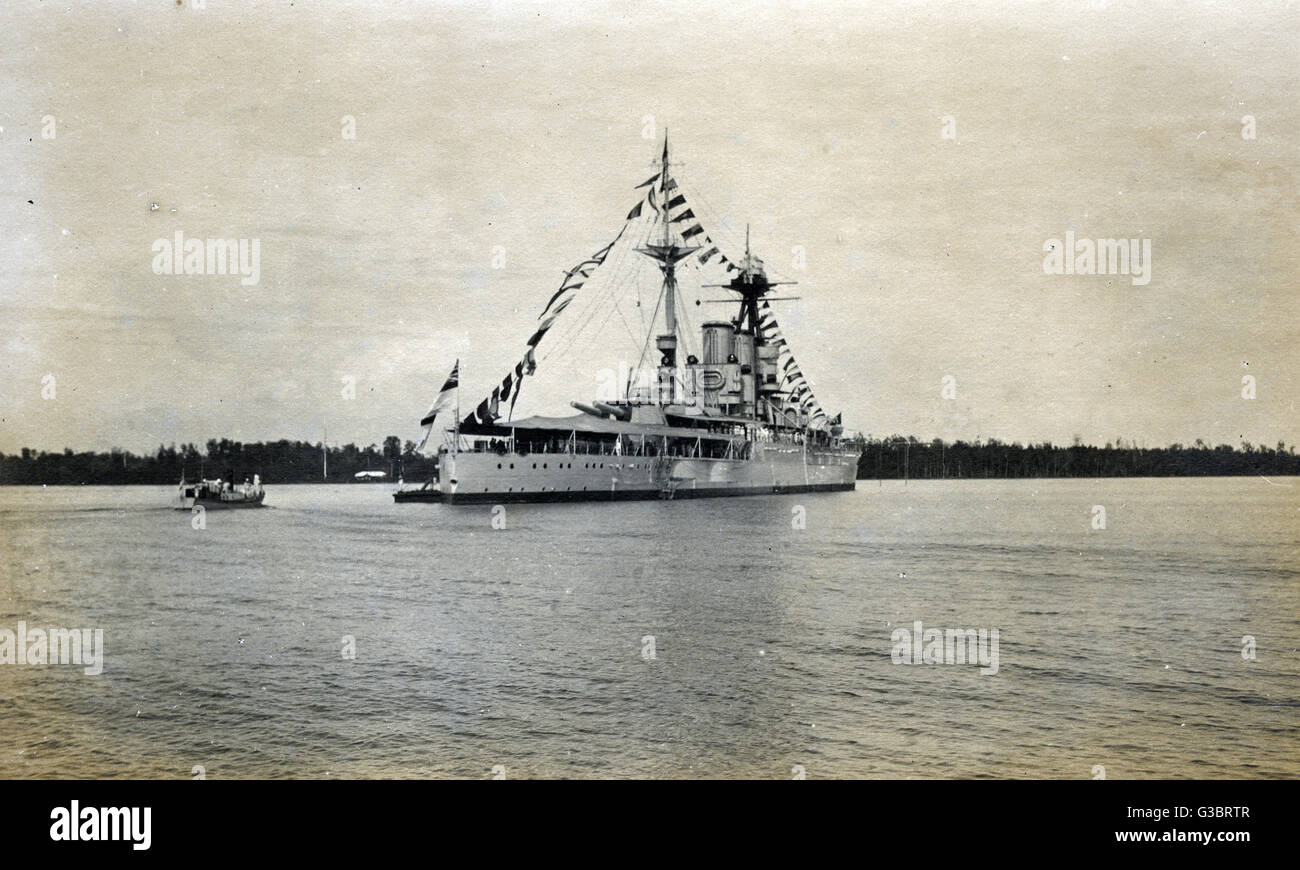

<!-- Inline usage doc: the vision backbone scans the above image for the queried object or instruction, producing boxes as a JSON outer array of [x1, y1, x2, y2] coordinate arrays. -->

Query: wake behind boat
[[395, 135, 858, 505]]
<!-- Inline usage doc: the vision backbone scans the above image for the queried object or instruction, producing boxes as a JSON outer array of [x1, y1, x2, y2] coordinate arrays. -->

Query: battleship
[[395, 136, 859, 504]]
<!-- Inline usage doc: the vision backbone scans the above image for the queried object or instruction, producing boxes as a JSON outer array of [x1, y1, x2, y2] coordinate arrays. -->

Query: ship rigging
[[396, 134, 856, 504]]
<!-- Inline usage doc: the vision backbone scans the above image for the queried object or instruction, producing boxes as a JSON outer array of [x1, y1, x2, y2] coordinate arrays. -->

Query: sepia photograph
[[0, 0, 1295, 850]]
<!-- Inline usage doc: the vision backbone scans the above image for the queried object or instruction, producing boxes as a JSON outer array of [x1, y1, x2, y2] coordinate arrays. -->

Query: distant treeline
[[1, 435, 1296, 485], [854, 436, 1300, 479], [0, 438, 435, 485]]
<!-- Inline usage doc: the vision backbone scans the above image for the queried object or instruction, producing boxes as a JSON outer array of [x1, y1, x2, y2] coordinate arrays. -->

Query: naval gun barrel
[[571, 401, 610, 419], [593, 402, 632, 421]]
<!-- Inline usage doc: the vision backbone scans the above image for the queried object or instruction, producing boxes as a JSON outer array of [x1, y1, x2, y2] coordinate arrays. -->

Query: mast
[[635, 132, 697, 405], [660, 133, 677, 340], [701, 222, 801, 425], [453, 361, 461, 455]]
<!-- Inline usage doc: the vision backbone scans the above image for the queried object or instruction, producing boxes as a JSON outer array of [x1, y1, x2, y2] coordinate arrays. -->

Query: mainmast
[[731, 225, 783, 335], [635, 132, 697, 404], [699, 224, 800, 425]]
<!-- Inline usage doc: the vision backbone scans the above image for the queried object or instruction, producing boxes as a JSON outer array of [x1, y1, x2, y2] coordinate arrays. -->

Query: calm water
[[0, 478, 1296, 779]]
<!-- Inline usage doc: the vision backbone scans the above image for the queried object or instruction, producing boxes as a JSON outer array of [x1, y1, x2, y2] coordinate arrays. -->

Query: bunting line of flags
[[416, 359, 459, 450], [427, 147, 817, 438], [628, 166, 742, 274], [652, 167, 835, 430], [457, 154, 730, 429], [760, 301, 831, 429], [453, 215, 642, 428]]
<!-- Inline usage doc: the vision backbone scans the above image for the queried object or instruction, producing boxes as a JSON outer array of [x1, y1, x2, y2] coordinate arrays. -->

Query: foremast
[[635, 133, 698, 405]]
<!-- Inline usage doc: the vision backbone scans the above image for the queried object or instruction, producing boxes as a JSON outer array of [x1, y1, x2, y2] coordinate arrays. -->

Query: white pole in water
[[453, 362, 461, 456], [322, 422, 328, 480]]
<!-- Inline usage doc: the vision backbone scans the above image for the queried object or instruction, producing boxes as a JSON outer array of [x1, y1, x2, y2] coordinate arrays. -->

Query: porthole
[[543, 463, 548, 469], [497, 463, 502, 469], [532, 463, 537, 469]]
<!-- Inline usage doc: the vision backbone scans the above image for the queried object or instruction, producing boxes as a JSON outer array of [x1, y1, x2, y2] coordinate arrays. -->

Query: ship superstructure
[[395, 136, 858, 504]]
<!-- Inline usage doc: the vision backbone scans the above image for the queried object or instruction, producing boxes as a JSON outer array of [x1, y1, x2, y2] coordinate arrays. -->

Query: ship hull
[[439, 480, 853, 504], [396, 442, 858, 505], [392, 488, 441, 503]]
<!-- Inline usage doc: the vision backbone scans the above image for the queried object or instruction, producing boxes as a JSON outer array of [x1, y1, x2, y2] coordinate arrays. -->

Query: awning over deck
[[460, 413, 739, 441]]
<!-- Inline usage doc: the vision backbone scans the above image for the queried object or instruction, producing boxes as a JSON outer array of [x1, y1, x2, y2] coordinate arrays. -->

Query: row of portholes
[[496, 461, 606, 470], [488, 462, 660, 471], [500, 486, 590, 492]]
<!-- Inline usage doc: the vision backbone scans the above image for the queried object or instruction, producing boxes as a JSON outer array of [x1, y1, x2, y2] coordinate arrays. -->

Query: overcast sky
[[2, 0, 1296, 454]]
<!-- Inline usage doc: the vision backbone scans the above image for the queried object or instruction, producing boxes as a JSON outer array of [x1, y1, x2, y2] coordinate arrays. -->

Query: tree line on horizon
[[0, 435, 1296, 485], [0, 437, 436, 486], [853, 435, 1299, 479]]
